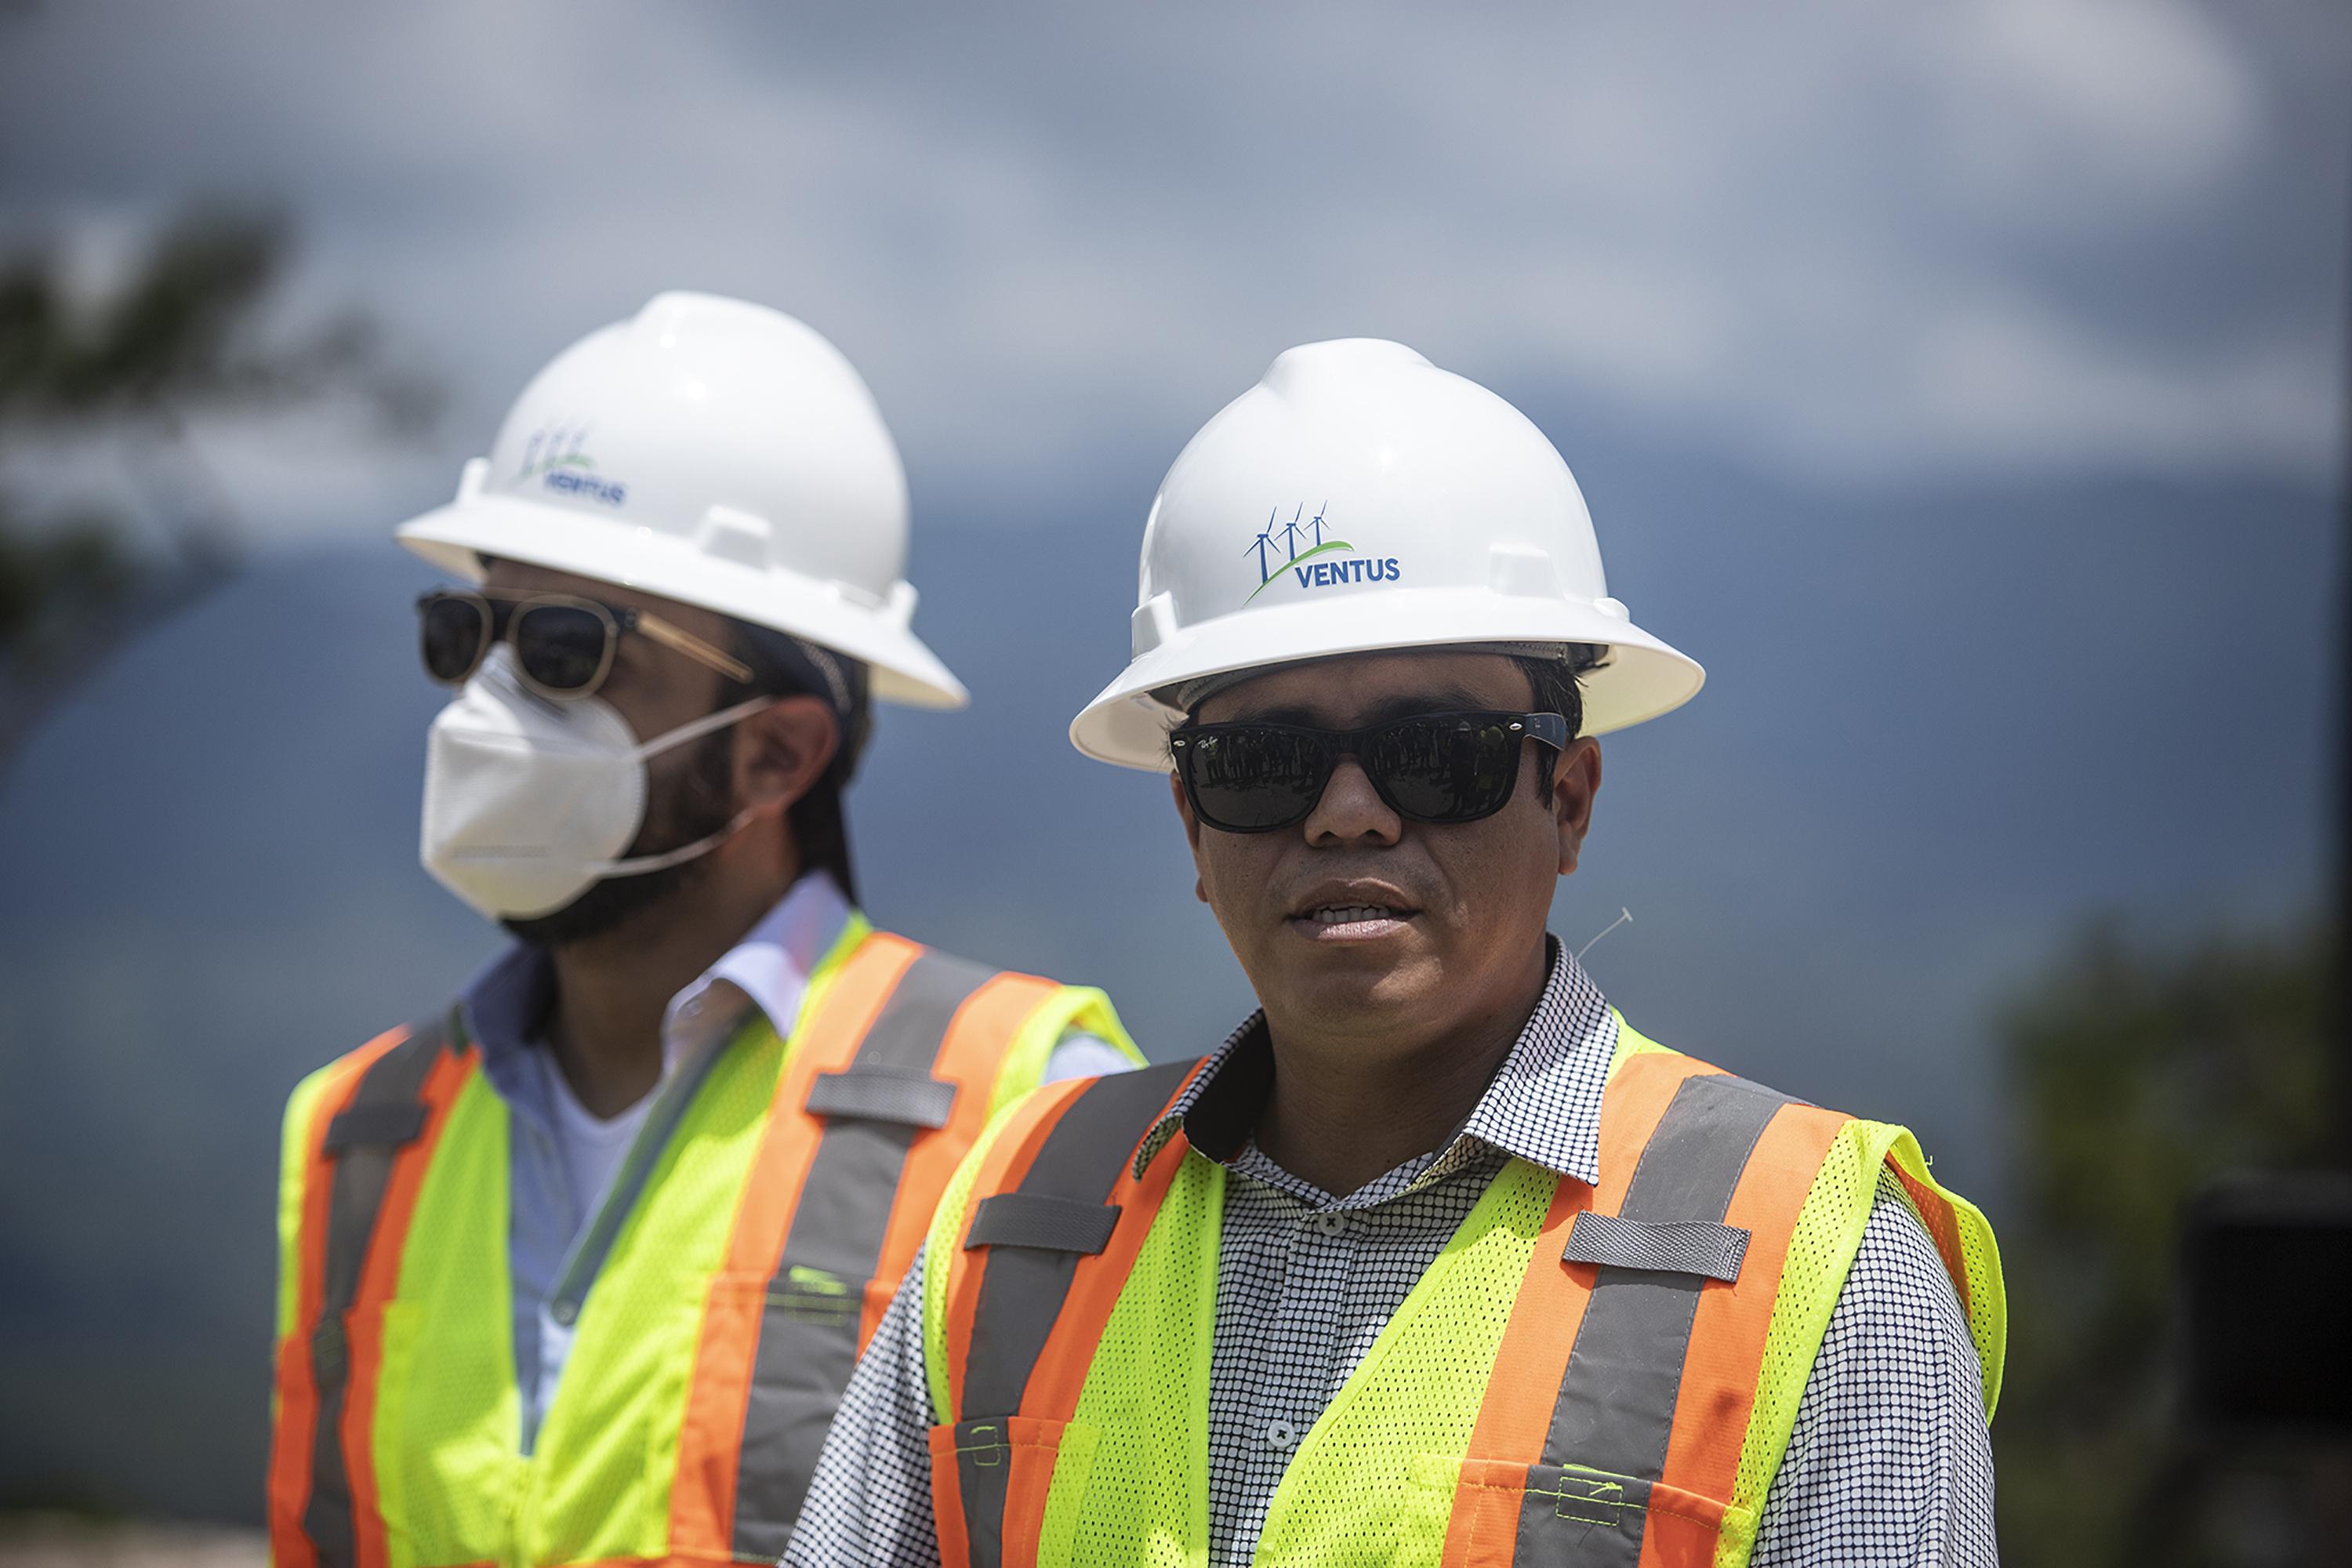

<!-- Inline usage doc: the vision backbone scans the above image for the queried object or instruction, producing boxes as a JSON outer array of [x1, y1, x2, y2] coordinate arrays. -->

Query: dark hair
[[721, 620, 873, 905], [1512, 652, 1588, 808]]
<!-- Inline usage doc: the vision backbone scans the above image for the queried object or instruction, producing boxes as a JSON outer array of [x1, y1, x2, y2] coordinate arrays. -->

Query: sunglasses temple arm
[[637, 615, 755, 683]]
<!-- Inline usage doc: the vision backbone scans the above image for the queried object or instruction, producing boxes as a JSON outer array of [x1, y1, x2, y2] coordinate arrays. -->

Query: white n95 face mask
[[421, 648, 776, 920]]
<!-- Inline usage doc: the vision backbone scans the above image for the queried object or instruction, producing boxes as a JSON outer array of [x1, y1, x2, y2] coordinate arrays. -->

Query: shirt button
[[550, 1299, 579, 1327], [1312, 1212, 1348, 1237], [1265, 1420, 1299, 1452]]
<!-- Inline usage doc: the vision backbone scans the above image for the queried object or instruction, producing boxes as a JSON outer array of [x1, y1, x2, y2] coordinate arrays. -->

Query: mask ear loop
[[626, 693, 779, 762], [591, 805, 764, 880], [592, 694, 781, 880]]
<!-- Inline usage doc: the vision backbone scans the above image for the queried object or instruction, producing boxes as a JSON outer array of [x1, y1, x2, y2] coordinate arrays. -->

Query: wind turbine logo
[[1244, 502, 1353, 603], [517, 420, 597, 481]]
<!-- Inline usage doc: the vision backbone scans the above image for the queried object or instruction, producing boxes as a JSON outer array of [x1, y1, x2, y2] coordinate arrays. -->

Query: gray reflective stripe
[[804, 1067, 959, 1128], [726, 949, 994, 1559], [301, 1014, 453, 1568], [1561, 1212, 1751, 1284], [321, 1101, 428, 1151], [965, 1192, 1123, 1254], [1517, 1072, 1788, 1568], [951, 1059, 1196, 1567]]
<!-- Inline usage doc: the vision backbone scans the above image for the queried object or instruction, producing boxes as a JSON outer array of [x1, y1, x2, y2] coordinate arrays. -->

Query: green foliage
[[0, 205, 434, 760], [0, 207, 428, 430], [1994, 920, 2335, 1566], [0, 209, 281, 416], [0, 506, 134, 657]]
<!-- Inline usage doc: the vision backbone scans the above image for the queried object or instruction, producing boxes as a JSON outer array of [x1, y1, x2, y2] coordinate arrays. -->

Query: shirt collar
[[661, 869, 856, 1060], [1134, 936, 1619, 1189], [459, 869, 858, 1087]]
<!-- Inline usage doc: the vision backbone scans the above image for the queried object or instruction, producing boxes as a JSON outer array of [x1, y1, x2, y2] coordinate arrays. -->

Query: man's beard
[[501, 726, 736, 949]]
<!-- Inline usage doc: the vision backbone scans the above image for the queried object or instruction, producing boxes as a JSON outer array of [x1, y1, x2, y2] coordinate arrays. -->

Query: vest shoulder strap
[[678, 930, 1118, 1562], [268, 1011, 478, 1568], [1443, 1045, 1896, 1568], [940, 1058, 1205, 1424], [925, 1058, 1202, 1568]]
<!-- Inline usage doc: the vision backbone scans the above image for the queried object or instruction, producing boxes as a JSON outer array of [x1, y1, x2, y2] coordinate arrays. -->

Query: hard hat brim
[[1069, 589, 1704, 771], [397, 492, 969, 710]]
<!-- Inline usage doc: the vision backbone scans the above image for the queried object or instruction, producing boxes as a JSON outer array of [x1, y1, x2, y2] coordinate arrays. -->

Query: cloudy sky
[[0, 0, 2346, 1522], [5, 2, 2347, 522]]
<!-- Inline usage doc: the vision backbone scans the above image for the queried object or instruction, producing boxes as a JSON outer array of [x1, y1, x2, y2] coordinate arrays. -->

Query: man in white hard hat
[[788, 340, 2005, 1566], [264, 293, 1138, 1568]]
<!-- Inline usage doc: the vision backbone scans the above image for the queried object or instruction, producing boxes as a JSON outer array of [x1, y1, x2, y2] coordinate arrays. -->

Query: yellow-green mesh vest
[[271, 916, 1136, 1568], [918, 1018, 2004, 1568]]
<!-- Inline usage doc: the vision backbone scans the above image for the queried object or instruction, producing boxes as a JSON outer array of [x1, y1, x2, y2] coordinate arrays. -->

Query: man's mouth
[[1289, 900, 1420, 938], [1305, 903, 1412, 925]]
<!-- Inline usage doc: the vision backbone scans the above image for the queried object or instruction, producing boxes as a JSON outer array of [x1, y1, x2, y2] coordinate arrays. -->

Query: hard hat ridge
[[1069, 338, 1704, 770]]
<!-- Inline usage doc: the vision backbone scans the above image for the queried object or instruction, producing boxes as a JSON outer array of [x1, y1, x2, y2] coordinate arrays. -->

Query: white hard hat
[[1069, 338, 1704, 769], [397, 292, 966, 708]]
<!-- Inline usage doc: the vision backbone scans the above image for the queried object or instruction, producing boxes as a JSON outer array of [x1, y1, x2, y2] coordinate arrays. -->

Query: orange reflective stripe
[[341, 1044, 477, 1568], [732, 934, 926, 1273], [859, 971, 1064, 1351], [1440, 1050, 1700, 1568], [268, 1023, 475, 1568], [995, 1415, 1070, 1568], [1436, 1180, 1588, 1568], [266, 1027, 404, 1568], [942, 1077, 1094, 1421], [1650, 1100, 1843, 1537], [930, 1416, 979, 1568], [669, 931, 922, 1556]]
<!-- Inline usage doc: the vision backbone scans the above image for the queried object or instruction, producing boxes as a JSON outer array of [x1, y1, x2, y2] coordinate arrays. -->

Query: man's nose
[[1302, 755, 1402, 847]]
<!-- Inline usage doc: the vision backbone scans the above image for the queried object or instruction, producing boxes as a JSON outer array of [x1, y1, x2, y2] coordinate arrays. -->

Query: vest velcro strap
[[805, 1067, 959, 1129], [1529, 1464, 1650, 1528], [321, 1101, 429, 1153], [965, 1192, 1123, 1255], [1562, 1212, 1750, 1284]]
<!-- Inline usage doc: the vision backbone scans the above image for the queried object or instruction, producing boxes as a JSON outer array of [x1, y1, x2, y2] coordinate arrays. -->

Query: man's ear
[[735, 695, 840, 818], [1552, 737, 1602, 877]]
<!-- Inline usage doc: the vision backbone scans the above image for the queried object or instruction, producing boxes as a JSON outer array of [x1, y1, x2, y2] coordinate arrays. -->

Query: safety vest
[[918, 1018, 2004, 1568], [267, 919, 1137, 1568]]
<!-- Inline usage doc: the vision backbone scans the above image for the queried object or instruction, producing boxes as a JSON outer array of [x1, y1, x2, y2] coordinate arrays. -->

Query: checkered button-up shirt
[[786, 943, 1997, 1566]]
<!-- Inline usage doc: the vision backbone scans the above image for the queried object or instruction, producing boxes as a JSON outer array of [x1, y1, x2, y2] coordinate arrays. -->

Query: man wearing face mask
[[265, 293, 1140, 1568]]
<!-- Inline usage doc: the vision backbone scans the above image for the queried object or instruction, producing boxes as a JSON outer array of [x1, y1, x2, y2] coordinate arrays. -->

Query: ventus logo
[[517, 421, 628, 508], [1242, 503, 1401, 604]]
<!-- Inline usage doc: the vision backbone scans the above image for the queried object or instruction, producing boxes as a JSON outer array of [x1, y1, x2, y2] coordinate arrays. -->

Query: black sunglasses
[[1169, 710, 1572, 833], [417, 586, 752, 701]]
